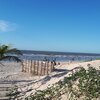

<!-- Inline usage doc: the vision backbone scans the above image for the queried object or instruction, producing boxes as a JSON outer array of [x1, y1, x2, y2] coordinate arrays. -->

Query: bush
[[26, 67, 100, 100]]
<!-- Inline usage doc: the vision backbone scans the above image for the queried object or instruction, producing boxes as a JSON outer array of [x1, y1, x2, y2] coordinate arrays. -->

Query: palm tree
[[0, 44, 22, 62]]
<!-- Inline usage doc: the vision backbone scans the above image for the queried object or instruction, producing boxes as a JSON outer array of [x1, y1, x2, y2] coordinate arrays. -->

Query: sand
[[0, 60, 100, 99]]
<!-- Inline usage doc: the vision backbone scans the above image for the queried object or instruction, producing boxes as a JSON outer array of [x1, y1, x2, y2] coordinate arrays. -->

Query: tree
[[0, 44, 22, 62]]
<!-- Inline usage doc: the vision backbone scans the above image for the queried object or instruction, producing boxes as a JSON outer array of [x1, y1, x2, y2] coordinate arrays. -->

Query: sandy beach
[[0, 60, 100, 99]]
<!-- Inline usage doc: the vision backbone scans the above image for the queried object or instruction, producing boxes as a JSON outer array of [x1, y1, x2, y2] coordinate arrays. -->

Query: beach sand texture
[[0, 60, 100, 99]]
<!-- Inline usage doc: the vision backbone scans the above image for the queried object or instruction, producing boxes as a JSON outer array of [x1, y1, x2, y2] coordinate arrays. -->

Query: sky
[[0, 0, 100, 53]]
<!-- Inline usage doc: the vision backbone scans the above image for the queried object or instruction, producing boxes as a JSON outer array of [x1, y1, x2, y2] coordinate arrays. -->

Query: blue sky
[[0, 0, 100, 53]]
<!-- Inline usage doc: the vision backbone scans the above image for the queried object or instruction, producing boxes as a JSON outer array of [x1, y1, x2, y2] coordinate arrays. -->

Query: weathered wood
[[22, 60, 24, 72], [37, 60, 39, 75], [30, 60, 32, 73], [34, 60, 36, 74], [22, 60, 54, 76], [41, 61, 43, 75], [51, 62, 53, 72], [31, 60, 34, 75], [26, 60, 29, 73], [47, 62, 49, 74]]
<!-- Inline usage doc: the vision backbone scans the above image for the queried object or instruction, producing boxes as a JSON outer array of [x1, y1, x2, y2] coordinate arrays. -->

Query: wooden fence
[[22, 60, 55, 76]]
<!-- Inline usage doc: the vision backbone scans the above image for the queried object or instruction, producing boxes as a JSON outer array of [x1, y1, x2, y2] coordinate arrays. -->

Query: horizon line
[[20, 49, 100, 55]]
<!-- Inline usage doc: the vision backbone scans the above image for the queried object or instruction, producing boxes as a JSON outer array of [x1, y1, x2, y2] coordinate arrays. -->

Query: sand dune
[[0, 60, 100, 99]]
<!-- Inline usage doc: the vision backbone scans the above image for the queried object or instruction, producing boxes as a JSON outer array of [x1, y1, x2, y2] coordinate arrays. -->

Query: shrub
[[26, 67, 100, 100]]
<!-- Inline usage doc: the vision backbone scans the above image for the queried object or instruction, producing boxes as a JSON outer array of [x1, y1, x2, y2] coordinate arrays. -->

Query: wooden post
[[40, 61, 43, 75], [32, 60, 34, 75], [22, 60, 24, 72], [30, 60, 32, 74], [37, 60, 39, 75], [25, 60, 27, 73], [24, 60, 26, 72], [44, 61, 46, 75], [28, 60, 30, 73], [27, 60, 29, 73], [24, 60, 27, 72], [50, 62, 53, 73], [25, 60, 27, 72], [29, 60, 31, 73], [47, 62, 49, 75], [52, 62, 54, 72], [34, 60, 36, 75]]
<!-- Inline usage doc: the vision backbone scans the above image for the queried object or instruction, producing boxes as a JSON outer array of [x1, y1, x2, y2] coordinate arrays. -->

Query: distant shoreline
[[21, 50, 100, 56]]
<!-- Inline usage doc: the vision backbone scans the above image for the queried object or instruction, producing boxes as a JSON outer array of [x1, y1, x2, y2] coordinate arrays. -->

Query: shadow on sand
[[0, 68, 70, 87]]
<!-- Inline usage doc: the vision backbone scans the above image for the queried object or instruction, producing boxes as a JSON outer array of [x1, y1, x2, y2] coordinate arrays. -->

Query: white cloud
[[0, 20, 17, 32]]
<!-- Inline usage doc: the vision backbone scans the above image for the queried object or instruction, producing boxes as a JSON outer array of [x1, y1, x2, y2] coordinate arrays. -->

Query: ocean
[[20, 50, 100, 62]]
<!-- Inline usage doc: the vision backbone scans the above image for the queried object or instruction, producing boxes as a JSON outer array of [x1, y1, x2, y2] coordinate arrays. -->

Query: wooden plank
[[30, 60, 32, 74], [33, 60, 36, 75], [44, 61, 46, 75], [37, 60, 39, 75], [47, 62, 49, 75], [27, 60, 29, 73], [50, 62, 53, 72], [40, 61, 43, 75], [22, 60, 24, 72]]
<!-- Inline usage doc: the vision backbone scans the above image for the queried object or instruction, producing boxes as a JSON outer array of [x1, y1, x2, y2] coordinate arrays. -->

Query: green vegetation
[[96, 58, 100, 60], [0, 44, 22, 62], [26, 66, 100, 100]]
